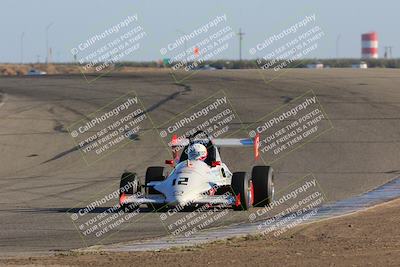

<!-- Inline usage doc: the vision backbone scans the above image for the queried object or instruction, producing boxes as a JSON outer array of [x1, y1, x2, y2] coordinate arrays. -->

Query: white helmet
[[187, 143, 208, 161]]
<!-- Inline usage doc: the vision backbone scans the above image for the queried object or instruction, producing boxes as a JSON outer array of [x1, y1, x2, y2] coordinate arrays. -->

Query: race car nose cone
[[166, 192, 190, 205]]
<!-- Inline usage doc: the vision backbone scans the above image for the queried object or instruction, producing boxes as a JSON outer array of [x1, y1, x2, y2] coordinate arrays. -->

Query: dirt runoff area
[[1, 199, 400, 267]]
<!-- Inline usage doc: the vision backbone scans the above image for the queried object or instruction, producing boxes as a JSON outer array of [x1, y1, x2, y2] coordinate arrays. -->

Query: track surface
[[0, 69, 399, 254]]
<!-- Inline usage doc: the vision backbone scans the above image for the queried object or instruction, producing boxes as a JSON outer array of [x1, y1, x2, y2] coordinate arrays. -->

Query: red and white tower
[[361, 32, 378, 59]]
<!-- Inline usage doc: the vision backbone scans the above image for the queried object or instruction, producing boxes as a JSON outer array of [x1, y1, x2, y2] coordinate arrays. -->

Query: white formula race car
[[119, 130, 275, 211]]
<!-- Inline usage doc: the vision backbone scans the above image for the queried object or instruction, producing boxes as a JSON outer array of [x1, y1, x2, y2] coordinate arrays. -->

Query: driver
[[187, 143, 208, 161]]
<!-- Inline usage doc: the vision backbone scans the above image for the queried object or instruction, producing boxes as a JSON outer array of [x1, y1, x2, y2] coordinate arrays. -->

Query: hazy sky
[[1, 0, 398, 63]]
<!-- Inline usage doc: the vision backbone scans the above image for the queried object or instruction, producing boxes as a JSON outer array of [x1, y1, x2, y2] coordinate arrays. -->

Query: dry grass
[[0, 64, 167, 76]]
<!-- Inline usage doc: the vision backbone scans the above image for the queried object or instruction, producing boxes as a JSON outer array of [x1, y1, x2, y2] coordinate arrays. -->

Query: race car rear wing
[[214, 136, 260, 160], [213, 138, 253, 147], [170, 134, 260, 160]]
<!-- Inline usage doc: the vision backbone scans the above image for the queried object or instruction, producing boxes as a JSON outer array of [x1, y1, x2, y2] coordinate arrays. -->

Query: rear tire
[[145, 166, 166, 211], [252, 166, 274, 207], [231, 172, 252, 211]]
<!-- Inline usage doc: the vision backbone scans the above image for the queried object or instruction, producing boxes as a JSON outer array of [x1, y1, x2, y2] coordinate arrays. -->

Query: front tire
[[252, 166, 274, 207], [119, 172, 140, 211], [231, 172, 253, 211]]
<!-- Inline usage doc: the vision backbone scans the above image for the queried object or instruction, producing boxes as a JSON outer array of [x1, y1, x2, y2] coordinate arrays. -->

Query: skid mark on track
[[0, 91, 7, 110]]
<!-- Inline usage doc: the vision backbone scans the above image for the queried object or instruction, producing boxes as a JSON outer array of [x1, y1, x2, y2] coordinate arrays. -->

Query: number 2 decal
[[172, 177, 189, 185]]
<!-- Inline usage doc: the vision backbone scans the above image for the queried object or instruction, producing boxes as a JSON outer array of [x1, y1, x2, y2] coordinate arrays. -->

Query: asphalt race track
[[0, 69, 399, 254]]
